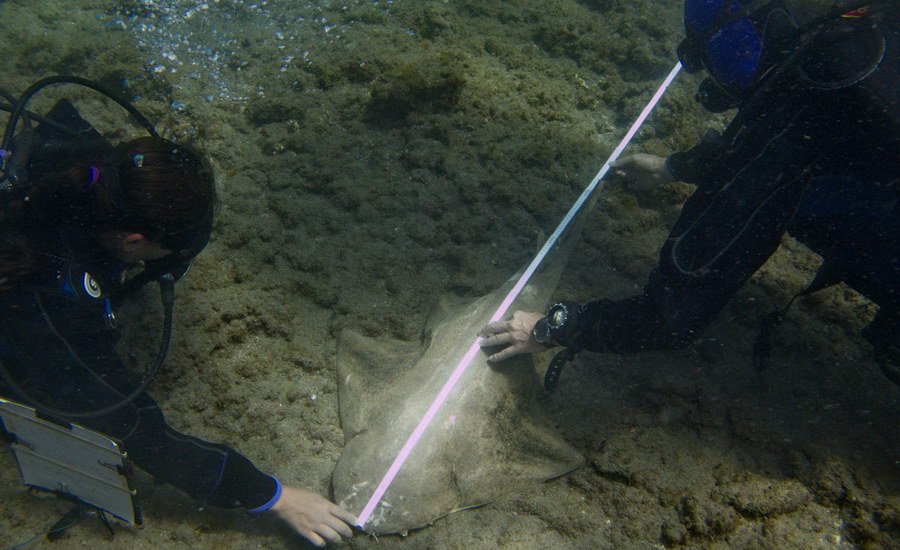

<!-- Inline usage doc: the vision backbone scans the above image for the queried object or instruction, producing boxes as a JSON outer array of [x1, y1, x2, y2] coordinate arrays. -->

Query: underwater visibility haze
[[0, 0, 897, 549]]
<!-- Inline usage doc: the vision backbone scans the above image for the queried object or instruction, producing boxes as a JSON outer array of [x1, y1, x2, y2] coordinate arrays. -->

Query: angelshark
[[332, 214, 589, 535]]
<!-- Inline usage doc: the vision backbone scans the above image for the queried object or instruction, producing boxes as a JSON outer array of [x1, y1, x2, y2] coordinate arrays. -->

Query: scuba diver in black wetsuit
[[0, 77, 353, 547], [480, 0, 900, 386]]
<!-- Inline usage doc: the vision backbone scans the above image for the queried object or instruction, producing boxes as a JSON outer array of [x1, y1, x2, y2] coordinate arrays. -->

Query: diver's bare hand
[[479, 311, 547, 362], [611, 153, 674, 191], [270, 486, 355, 547]]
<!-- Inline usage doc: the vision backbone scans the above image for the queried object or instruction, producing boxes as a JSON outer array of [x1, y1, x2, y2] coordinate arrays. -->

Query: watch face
[[533, 318, 552, 345], [548, 304, 567, 328]]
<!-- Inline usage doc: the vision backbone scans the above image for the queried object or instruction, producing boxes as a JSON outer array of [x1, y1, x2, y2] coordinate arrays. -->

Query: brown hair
[[0, 136, 218, 289], [112, 137, 218, 238]]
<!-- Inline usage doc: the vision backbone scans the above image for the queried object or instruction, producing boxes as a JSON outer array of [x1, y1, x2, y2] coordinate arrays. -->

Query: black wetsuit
[[560, 7, 899, 365], [0, 240, 278, 511], [0, 103, 278, 511]]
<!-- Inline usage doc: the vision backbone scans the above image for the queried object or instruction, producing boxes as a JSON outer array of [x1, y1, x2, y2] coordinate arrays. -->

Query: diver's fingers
[[611, 156, 634, 171], [487, 345, 520, 363], [613, 165, 635, 179], [315, 524, 343, 545], [488, 339, 542, 362], [329, 505, 357, 529], [323, 510, 354, 539], [299, 528, 327, 548], [479, 320, 514, 337], [480, 332, 515, 348]]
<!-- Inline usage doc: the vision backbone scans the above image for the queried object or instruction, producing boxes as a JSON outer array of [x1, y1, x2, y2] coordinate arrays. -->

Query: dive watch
[[532, 301, 579, 347]]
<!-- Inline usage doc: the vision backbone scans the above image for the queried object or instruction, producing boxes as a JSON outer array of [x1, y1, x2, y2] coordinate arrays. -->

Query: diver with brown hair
[[0, 77, 353, 547], [481, 1, 899, 386]]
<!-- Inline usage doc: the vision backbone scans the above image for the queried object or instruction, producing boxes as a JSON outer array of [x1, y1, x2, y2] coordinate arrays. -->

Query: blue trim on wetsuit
[[247, 477, 282, 514]]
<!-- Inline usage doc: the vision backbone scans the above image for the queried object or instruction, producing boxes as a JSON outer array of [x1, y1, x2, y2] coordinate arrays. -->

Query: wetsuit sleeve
[[665, 128, 727, 184], [0, 289, 277, 510], [559, 87, 855, 354]]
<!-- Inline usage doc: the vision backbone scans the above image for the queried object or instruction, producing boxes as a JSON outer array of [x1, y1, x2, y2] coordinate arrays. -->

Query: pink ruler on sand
[[355, 61, 684, 529]]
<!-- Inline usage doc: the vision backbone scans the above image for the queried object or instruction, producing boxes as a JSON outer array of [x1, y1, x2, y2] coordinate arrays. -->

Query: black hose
[[2, 75, 159, 153], [0, 101, 84, 138], [0, 274, 176, 420], [0, 88, 16, 104]]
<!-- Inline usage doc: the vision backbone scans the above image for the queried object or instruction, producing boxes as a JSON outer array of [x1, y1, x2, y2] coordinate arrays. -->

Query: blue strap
[[247, 477, 282, 514]]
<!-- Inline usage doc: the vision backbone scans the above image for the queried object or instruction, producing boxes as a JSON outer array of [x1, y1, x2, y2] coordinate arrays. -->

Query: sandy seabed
[[0, 1, 896, 549]]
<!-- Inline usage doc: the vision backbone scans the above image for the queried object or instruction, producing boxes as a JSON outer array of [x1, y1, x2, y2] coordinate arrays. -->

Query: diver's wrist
[[534, 302, 581, 348], [532, 317, 555, 347]]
